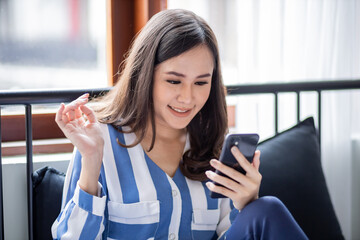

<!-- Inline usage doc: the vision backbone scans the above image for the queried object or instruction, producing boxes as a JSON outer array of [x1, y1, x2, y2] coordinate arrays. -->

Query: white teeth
[[170, 106, 188, 113]]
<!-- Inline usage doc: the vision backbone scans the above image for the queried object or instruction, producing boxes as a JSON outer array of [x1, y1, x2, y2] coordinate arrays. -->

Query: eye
[[166, 80, 181, 84], [195, 81, 209, 86]]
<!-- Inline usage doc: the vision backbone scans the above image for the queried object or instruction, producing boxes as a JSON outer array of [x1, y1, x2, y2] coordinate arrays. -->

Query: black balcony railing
[[1, 80, 360, 240], [0, 87, 110, 240]]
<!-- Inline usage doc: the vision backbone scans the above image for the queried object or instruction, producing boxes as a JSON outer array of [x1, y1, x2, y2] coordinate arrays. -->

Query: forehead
[[155, 45, 214, 75]]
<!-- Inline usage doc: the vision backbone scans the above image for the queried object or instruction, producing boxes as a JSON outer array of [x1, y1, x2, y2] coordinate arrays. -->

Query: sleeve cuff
[[73, 182, 107, 216]]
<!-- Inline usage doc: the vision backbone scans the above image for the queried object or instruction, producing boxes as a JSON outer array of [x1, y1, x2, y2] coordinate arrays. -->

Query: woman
[[52, 9, 308, 240]]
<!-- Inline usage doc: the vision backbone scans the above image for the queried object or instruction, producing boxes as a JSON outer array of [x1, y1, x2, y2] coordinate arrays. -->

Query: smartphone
[[210, 133, 260, 198]]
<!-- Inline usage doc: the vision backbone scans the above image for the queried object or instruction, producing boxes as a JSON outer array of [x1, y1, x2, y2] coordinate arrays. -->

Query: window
[[0, 0, 167, 158], [0, 0, 107, 90]]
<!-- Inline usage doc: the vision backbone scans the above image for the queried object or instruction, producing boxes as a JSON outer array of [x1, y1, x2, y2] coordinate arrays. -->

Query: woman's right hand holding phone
[[205, 147, 262, 211], [55, 93, 104, 195]]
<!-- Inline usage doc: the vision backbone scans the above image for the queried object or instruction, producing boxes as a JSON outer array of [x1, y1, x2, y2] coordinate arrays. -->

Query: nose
[[177, 84, 192, 104]]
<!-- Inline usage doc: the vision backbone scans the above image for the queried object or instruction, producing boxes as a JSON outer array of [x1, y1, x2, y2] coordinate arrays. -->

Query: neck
[[142, 119, 187, 150], [139, 118, 187, 178]]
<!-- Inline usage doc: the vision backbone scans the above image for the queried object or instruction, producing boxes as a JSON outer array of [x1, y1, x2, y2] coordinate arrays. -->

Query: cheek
[[197, 87, 211, 108], [153, 88, 172, 108]]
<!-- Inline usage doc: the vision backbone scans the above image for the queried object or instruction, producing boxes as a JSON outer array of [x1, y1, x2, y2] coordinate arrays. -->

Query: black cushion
[[258, 117, 344, 240], [33, 166, 65, 240]]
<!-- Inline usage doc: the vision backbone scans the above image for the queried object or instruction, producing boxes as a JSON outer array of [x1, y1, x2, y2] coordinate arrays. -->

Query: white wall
[[2, 156, 70, 240], [351, 137, 360, 240]]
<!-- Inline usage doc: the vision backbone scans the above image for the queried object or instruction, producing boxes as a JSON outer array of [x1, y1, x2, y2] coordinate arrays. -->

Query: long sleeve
[[51, 148, 107, 240], [216, 198, 239, 239]]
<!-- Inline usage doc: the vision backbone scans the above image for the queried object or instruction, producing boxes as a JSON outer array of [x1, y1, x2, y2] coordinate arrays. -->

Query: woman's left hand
[[205, 147, 262, 211]]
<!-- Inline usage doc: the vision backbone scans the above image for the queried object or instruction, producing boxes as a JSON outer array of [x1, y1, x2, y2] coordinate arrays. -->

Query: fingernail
[[205, 170, 212, 177], [210, 159, 217, 166], [231, 146, 237, 153], [205, 181, 214, 189]]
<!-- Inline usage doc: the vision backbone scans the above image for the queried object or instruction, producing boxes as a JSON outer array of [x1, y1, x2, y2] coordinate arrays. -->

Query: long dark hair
[[93, 9, 228, 181]]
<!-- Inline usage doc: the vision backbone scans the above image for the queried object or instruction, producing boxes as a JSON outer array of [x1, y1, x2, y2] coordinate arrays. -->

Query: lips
[[169, 105, 189, 112], [168, 105, 192, 117]]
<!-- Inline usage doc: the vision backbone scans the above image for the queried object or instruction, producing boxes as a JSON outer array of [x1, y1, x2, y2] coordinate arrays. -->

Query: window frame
[[1, 0, 167, 156]]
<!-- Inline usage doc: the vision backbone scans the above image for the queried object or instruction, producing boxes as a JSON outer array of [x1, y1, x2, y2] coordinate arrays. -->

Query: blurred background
[[0, 0, 107, 90], [0, 0, 359, 239], [167, 2, 360, 240]]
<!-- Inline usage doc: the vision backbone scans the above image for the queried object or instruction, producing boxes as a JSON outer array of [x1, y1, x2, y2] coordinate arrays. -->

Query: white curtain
[[234, 2, 360, 240], [168, 0, 360, 239]]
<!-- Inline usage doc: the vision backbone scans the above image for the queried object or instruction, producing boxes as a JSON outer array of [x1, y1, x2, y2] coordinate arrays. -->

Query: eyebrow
[[165, 71, 211, 79]]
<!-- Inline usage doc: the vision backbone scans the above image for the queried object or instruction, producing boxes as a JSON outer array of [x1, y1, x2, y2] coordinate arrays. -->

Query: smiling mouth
[[168, 105, 191, 113]]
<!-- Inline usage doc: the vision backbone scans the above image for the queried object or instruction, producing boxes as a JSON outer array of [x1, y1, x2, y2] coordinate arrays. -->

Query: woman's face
[[152, 45, 214, 131]]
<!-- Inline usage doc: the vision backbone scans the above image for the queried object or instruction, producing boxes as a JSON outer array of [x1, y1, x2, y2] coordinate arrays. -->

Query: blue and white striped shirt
[[52, 124, 237, 240]]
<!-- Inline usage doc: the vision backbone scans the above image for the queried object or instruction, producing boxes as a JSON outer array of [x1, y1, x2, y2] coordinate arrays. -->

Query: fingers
[[80, 105, 97, 124], [205, 169, 246, 194], [231, 146, 254, 174], [205, 180, 242, 200], [209, 159, 248, 184], [75, 106, 83, 119], [55, 93, 92, 127], [55, 103, 66, 128], [206, 148, 262, 211], [207, 151, 262, 189], [67, 109, 76, 121], [63, 93, 89, 114], [252, 150, 261, 170]]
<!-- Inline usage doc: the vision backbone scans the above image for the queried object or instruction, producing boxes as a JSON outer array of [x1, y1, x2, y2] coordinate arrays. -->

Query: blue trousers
[[225, 196, 309, 240]]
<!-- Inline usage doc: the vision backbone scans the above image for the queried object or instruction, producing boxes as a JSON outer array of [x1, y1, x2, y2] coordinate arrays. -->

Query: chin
[[170, 122, 190, 130], [168, 119, 192, 130]]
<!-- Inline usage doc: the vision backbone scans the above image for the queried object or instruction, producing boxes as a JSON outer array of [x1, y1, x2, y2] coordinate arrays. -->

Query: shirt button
[[169, 233, 176, 240], [172, 190, 178, 197]]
